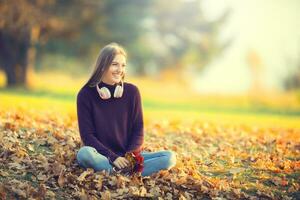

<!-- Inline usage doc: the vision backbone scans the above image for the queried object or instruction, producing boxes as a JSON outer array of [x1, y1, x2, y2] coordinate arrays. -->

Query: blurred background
[[1, 0, 300, 128]]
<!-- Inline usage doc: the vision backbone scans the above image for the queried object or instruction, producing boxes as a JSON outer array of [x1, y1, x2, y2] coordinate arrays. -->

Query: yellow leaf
[[14, 148, 28, 158], [79, 188, 89, 200], [27, 144, 34, 152], [46, 190, 56, 199], [0, 170, 9, 177], [58, 169, 66, 187], [37, 173, 48, 181], [100, 190, 111, 200], [229, 167, 245, 174], [77, 168, 94, 182], [140, 186, 147, 197], [176, 176, 187, 185]]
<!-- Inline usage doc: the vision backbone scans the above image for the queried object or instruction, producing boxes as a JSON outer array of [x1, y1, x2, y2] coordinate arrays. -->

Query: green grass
[[1, 87, 300, 116], [1, 87, 300, 130]]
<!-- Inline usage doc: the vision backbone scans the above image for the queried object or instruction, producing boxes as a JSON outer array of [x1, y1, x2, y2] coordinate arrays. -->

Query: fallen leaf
[[0, 184, 7, 200], [100, 190, 111, 200], [27, 144, 35, 152], [37, 173, 48, 181], [229, 167, 245, 174], [79, 188, 89, 200], [77, 168, 94, 182], [58, 169, 66, 187]]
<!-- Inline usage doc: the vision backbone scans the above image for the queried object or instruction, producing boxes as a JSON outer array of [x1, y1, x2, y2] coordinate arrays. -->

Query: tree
[[136, 0, 231, 75], [0, 0, 50, 87], [0, 0, 104, 87], [283, 53, 300, 91], [0, 0, 230, 87], [31, 0, 230, 78]]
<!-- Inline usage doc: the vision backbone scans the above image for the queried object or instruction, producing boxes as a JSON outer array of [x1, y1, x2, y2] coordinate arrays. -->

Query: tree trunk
[[0, 30, 30, 88]]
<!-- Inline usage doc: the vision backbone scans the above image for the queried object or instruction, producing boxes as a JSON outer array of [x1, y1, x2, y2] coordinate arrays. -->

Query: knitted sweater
[[76, 81, 144, 163]]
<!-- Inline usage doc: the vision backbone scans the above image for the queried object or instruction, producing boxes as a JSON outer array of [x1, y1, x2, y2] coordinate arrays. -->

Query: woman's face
[[102, 54, 126, 85]]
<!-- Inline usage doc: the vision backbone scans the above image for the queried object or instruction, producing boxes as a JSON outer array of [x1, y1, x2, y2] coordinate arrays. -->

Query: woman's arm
[[126, 86, 144, 152], [77, 90, 119, 163]]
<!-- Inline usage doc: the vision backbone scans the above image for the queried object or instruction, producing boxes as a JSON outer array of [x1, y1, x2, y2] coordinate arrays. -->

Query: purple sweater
[[76, 81, 144, 163]]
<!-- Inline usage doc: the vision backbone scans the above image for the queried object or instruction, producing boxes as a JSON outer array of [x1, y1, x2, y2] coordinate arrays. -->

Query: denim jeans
[[76, 146, 176, 176]]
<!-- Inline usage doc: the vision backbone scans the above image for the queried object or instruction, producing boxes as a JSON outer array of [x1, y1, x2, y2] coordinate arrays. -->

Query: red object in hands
[[132, 150, 144, 173], [123, 150, 144, 175]]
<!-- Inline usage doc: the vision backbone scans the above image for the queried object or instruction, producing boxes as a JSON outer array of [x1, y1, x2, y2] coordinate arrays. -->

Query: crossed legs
[[76, 146, 177, 176]]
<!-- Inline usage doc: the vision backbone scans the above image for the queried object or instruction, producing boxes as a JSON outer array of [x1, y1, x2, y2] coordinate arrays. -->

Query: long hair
[[86, 43, 127, 87]]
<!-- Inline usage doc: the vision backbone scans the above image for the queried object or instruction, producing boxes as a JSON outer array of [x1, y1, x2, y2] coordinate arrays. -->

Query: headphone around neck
[[96, 81, 124, 100]]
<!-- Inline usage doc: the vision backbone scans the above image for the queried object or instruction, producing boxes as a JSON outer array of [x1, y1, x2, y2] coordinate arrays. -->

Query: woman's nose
[[116, 65, 123, 72]]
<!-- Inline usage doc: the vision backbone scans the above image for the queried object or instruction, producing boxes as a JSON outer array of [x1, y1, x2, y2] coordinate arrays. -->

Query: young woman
[[76, 43, 176, 176]]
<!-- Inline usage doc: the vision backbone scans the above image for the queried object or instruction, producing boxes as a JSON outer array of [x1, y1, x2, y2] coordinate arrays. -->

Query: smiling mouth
[[113, 73, 122, 78]]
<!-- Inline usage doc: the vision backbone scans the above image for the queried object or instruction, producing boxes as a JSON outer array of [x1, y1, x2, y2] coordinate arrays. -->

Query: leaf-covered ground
[[0, 110, 299, 200]]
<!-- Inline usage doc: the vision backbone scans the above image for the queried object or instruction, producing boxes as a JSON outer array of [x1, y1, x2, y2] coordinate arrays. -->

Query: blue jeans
[[76, 146, 176, 176]]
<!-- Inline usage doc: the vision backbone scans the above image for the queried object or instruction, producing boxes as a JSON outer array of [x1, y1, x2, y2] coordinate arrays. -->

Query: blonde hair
[[86, 43, 127, 87]]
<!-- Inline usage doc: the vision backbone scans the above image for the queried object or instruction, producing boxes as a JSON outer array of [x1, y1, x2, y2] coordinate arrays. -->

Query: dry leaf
[[51, 162, 65, 176], [58, 169, 66, 187], [0, 170, 9, 177], [0, 184, 7, 200], [140, 186, 147, 197], [100, 190, 111, 200], [46, 190, 56, 199], [37, 173, 48, 181], [27, 144, 35, 152], [229, 168, 245, 174], [77, 168, 94, 182], [179, 194, 187, 200], [1, 106, 299, 200]]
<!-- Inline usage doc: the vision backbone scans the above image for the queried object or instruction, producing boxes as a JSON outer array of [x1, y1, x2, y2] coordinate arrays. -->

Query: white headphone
[[96, 81, 124, 100]]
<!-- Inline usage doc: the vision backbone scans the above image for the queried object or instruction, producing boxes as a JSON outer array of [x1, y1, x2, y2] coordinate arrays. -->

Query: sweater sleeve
[[126, 86, 144, 152], [77, 90, 119, 163]]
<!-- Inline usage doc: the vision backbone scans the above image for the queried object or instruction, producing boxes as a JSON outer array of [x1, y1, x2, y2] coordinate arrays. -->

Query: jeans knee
[[77, 146, 97, 164], [77, 146, 112, 172], [163, 150, 177, 169]]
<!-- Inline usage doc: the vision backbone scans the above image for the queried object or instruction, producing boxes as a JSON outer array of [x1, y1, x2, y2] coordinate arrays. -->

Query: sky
[[194, 0, 300, 94]]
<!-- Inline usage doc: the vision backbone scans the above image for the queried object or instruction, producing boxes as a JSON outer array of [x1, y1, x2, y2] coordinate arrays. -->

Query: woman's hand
[[113, 157, 129, 169]]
